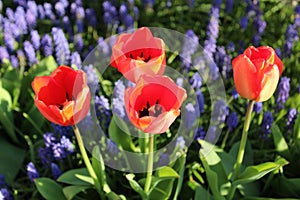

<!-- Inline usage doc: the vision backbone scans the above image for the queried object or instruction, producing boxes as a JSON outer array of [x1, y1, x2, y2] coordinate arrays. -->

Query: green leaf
[[35, 178, 66, 200], [125, 174, 147, 199], [234, 161, 288, 186], [194, 183, 213, 200], [229, 141, 253, 166], [101, 80, 113, 97], [63, 185, 90, 200], [271, 124, 291, 160], [293, 113, 300, 148], [0, 87, 18, 143], [148, 177, 176, 200], [57, 168, 94, 186], [0, 137, 26, 185], [108, 116, 136, 152], [1, 66, 20, 98], [157, 166, 179, 178], [271, 176, 300, 198], [199, 141, 227, 200]]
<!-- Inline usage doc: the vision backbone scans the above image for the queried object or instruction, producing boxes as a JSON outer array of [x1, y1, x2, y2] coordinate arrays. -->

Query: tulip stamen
[[144, 55, 151, 62], [58, 104, 64, 110], [138, 100, 163, 118], [130, 54, 134, 59], [66, 92, 71, 101], [139, 101, 150, 118], [154, 100, 162, 117]]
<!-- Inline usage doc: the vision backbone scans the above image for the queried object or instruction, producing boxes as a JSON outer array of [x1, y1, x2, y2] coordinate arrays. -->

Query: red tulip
[[232, 46, 283, 102], [124, 75, 187, 134], [111, 27, 166, 83], [32, 66, 90, 126]]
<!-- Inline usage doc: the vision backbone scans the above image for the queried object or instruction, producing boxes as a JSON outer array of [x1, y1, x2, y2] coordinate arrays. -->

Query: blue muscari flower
[[52, 124, 73, 138], [13, 0, 26, 7], [41, 34, 53, 57], [10, 55, 19, 68], [44, 3, 56, 20], [6, 8, 15, 21], [76, 6, 85, 20], [195, 126, 206, 140], [196, 89, 204, 114], [275, 48, 281, 59], [0, 0, 2, 12], [284, 24, 299, 58], [106, 139, 119, 155], [103, 1, 118, 25], [112, 80, 126, 118], [181, 29, 199, 71], [51, 163, 62, 180], [30, 30, 40, 50], [97, 37, 110, 56], [119, 3, 127, 18], [123, 14, 134, 30], [157, 153, 169, 166], [176, 77, 184, 87], [23, 41, 37, 65], [59, 0, 69, 8], [231, 87, 238, 99], [209, 62, 219, 81], [38, 5, 45, 19], [83, 64, 98, 85], [74, 34, 84, 53], [176, 136, 185, 150], [253, 102, 263, 114], [71, 52, 82, 69], [203, 3, 220, 60], [25, 9, 37, 29], [4, 32, 14, 53], [52, 143, 66, 160], [86, 8, 97, 28], [0, 188, 12, 200], [240, 16, 248, 30], [276, 77, 290, 111], [254, 15, 266, 35], [62, 16, 73, 38], [95, 95, 111, 131], [207, 125, 217, 142], [15, 7, 28, 34], [212, 99, 228, 123], [60, 136, 74, 153], [287, 108, 297, 131], [142, 0, 155, 8], [0, 46, 9, 62], [43, 132, 56, 148], [252, 34, 261, 47], [38, 147, 54, 165], [26, 162, 39, 182], [133, 6, 139, 20], [55, 1, 65, 17], [215, 46, 231, 78], [184, 103, 197, 129], [226, 0, 234, 13], [261, 111, 273, 139], [27, 1, 38, 18], [226, 112, 238, 131], [190, 72, 202, 89], [52, 27, 70, 65], [227, 42, 235, 52]]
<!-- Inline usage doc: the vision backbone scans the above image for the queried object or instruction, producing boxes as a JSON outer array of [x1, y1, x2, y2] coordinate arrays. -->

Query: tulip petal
[[232, 55, 259, 100], [32, 76, 51, 94], [35, 99, 65, 125], [256, 65, 280, 102], [274, 54, 283, 75]]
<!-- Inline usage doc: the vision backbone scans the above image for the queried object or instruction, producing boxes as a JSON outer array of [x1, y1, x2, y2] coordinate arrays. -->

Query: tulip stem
[[72, 125, 102, 196], [144, 135, 154, 194], [228, 100, 255, 200]]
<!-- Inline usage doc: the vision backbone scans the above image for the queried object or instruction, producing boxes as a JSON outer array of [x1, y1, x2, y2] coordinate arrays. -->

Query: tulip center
[[138, 100, 163, 118], [57, 92, 72, 110], [130, 52, 151, 63]]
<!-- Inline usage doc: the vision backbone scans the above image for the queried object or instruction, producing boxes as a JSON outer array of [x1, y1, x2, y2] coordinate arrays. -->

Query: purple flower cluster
[[226, 112, 238, 131], [38, 132, 74, 165], [276, 77, 290, 111], [286, 108, 297, 131], [212, 99, 228, 124], [261, 111, 273, 140], [26, 162, 39, 182], [95, 95, 112, 133], [214, 46, 231, 79], [181, 29, 199, 71]]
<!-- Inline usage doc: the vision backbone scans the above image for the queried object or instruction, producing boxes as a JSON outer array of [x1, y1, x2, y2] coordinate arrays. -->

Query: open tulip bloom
[[32, 66, 90, 126], [124, 75, 187, 134], [111, 27, 166, 83], [232, 46, 283, 102]]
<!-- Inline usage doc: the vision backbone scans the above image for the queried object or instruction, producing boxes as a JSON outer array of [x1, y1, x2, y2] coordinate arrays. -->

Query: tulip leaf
[[148, 177, 176, 200], [233, 161, 288, 186], [271, 124, 291, 160], [63, 185, 91, 200], [35, 178, 66, 200], [108, 116, 136, 152], [293, 113, 300, 149], [125, 174, 148, 199], [57, 168, 94, 186], [0, 86, 18, 143], [0, 137, 26, 185], [270, 176, 300, 198], [157, 166, 179, 178], [194, 183, 214, 200]]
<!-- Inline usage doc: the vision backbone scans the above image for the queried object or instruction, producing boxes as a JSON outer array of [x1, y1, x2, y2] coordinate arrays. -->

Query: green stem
[[144, 135, 154, 193], [228, 100, 255, 200], [72, 125, 102, 195]]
